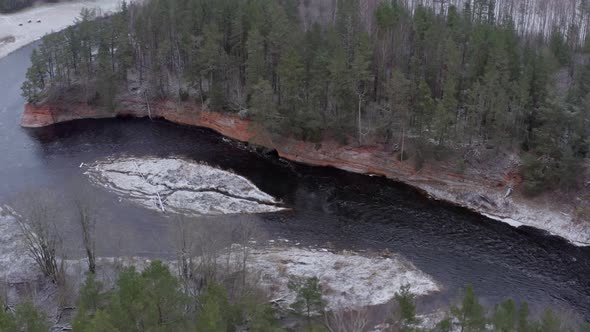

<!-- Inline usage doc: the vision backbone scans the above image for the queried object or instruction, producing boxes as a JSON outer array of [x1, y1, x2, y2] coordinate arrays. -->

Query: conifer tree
[[288, 277, 326, 328], [451, 285, 486, 332], [196, 283, 229, 332]]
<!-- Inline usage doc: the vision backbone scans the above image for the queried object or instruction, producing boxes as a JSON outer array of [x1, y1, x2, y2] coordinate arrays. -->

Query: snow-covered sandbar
[[85, 157, 286, 215], [0, 0, 129, 59], [235, 247, 440, 309]]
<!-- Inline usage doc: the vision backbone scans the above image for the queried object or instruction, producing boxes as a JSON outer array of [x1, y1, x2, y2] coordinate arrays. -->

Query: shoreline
[[0, 0, 134, 59], [0, 206, 439, 314], [21, 98, 590, 247]]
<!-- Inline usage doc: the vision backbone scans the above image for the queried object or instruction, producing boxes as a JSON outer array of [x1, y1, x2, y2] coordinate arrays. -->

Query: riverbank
[[0, 205, 439, 322], [21, 97, 590, 246]]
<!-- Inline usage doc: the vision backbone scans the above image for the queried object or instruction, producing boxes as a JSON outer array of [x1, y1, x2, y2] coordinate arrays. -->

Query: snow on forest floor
[[227, 246, 440, 309], [0, 0, 130, 59], [76, 246, 440, 310], [421, 184, 590, 247], [85, 157, 286, 215]]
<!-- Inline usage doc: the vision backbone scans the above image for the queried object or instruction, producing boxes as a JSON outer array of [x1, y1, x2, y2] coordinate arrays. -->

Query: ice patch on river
[[85, 157, 286, 215], [231, 247, 440, 309]]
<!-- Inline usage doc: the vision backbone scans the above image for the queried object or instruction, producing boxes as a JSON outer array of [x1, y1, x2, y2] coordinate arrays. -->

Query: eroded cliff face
[[21, 100, 590, 245], [22, 101, 110, 127]]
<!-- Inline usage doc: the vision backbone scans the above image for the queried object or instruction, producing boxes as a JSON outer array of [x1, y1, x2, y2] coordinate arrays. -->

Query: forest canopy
[[2, 260, 586, 331], [21, 0, 590, 195]]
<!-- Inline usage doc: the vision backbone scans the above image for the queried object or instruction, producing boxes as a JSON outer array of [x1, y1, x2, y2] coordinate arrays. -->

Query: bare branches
[[169, 215, 263, 303], [324, 307, 369, 332], [10, 190, 63, 284], [171, 215, 197, 285], [72, 193, 96, 275]]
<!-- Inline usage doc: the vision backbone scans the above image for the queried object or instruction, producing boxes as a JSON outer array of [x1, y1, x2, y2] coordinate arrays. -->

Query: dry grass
[[333, 261, 347, 270], [277, 263, 288, 277]]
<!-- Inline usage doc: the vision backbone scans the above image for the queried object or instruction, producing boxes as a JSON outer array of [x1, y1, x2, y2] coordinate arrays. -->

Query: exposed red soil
[[23, 98, 502, 186], [19, 98, 514, 191]]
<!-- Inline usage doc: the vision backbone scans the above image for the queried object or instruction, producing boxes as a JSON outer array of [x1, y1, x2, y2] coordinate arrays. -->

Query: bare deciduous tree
[[170, 215, 262, 301], [73, 195, 96, 274], [10, 190, 63, 284], [171, 215, 196, 284], [324, 307, 369, 332], [170, 215, 226, 297]]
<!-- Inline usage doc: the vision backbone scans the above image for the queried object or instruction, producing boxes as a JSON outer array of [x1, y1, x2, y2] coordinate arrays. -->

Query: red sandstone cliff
[[21, 99, 590, 245], [21, 98, 499, 188]]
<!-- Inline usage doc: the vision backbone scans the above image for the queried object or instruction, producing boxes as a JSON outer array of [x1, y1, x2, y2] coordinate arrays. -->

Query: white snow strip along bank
[[232, 247, 439, 309], [421, 184, 590, 247], [0, 0, 134, 59], [482, 213, 525, 228], [482, 211, 590, 247], [85, 157, 286, 215]]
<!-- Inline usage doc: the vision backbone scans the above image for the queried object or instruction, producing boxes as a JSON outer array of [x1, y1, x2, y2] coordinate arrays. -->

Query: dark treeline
[[1, 0, 35, 13], [22, 0, 590, 195], [359, 0, 590, 43], [0, 0, 57, 13], [1, 261, 587, 331]]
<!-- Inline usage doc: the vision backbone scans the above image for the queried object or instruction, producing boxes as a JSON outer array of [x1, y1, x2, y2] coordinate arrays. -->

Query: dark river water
[[1, 43, 590, 320]]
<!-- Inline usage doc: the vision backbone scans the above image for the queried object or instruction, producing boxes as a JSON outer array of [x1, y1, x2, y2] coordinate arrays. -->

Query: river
[[1, 43, 590, 320]]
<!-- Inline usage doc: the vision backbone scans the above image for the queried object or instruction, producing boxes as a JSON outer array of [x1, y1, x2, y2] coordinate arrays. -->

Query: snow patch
[[0, 207, 40, 282], [85, 157, 286, 215], [228, 247, 439, 309], [421, 185, 590, 247], [482, 213, 524, 228], [0, 0, 134, 59]]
